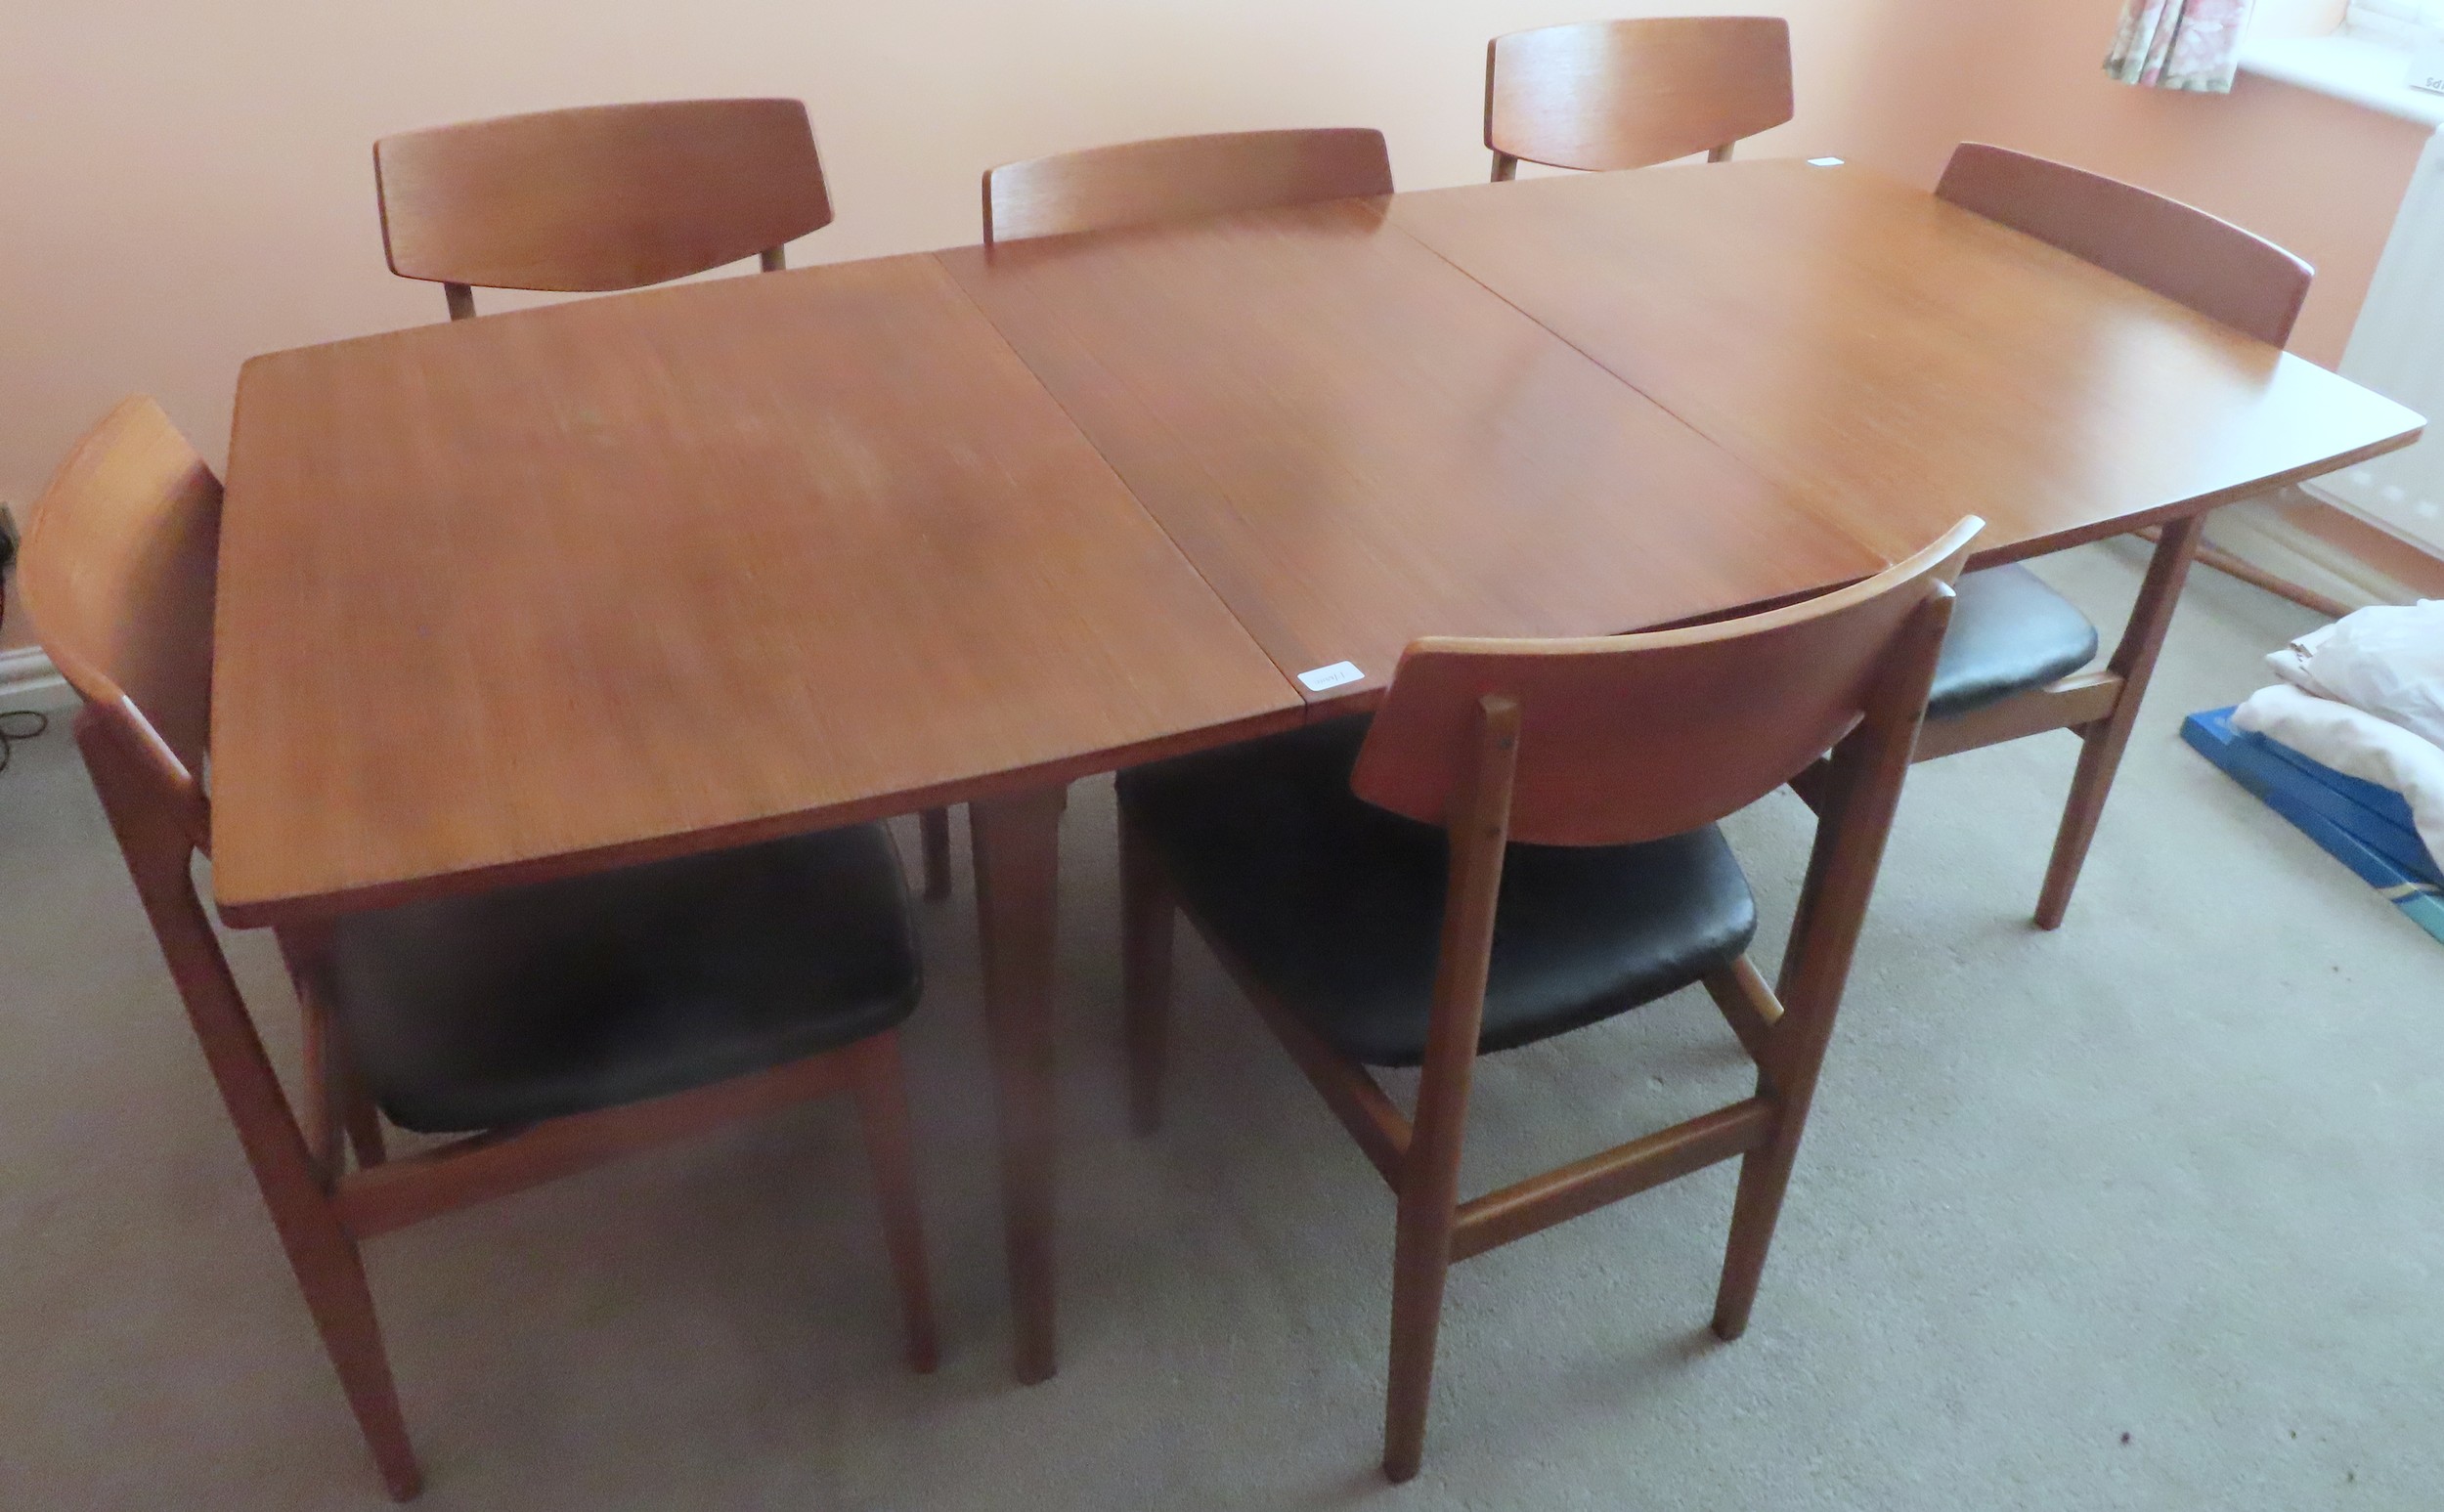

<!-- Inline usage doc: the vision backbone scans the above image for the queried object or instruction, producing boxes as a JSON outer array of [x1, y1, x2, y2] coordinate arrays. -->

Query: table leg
[[2035, 513, 2204, 929], [969, 783, 1069, 1384]]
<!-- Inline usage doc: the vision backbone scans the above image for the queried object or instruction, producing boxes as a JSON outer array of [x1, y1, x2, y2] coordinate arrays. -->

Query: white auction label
[[1296, 661, 1364, 692]]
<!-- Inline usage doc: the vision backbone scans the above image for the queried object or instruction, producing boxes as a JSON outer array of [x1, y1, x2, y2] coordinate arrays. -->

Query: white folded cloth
[[2264, 599, 2444, 750], [2233, 683, 2444, 873]]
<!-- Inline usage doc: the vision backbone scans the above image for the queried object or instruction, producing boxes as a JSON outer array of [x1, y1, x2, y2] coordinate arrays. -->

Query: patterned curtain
[[2106, 0, 2258, 92]]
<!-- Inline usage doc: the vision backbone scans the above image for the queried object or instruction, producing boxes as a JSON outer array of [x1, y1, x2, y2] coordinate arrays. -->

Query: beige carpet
[[2, 540, 2437, 1510]]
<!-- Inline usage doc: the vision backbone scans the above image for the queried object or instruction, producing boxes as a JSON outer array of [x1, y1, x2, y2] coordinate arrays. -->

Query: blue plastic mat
[[2183, 706, 2444, 946]]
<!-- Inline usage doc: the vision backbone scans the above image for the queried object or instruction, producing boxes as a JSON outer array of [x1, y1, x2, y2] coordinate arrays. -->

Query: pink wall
[[1885, 0, 2431, 368], [0, 0, 2427, 535], [0, 0, 1924, 523]]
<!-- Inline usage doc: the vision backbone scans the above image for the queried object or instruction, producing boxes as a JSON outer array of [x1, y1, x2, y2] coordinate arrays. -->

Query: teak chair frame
[[373, 97, 832, 321], [22, 399, 938, 1501], [1123, 518, 1980, 1481], [1484, 16, 1795, 182], [981, 127, 1394, 246], [1899, 143, 2317, 928]]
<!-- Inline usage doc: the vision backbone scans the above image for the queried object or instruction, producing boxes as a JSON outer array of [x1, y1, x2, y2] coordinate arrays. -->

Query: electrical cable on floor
[[0, 710, 48, 774]]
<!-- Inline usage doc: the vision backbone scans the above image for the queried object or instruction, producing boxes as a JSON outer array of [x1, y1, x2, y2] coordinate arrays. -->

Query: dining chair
[[1119, 516, 1982, 1480], [367, 98, 978, 901], [21, 397, 940, 1501], [982, 127, 1393, 244], [1908, 143, 2315, 928], [1484, 16, 1794, 181], [373, 97, 832, 319]]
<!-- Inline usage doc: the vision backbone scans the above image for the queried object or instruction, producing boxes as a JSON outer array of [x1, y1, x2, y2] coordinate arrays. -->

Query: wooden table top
[[213, 161, 2422, 925], [1388, 161, 2425, 565], [212, 253, 1299, 926], [938, 200, 1882, 706]]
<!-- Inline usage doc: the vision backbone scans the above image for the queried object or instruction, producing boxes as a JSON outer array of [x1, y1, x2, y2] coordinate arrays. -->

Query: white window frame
[[2346, 0, 2444, 48]]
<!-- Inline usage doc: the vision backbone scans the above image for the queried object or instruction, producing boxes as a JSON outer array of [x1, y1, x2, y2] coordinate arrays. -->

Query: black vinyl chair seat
[[325, 827, 921, 1134], [1117, 718, 1759, 1067], [1928, 563, 2100, 719]]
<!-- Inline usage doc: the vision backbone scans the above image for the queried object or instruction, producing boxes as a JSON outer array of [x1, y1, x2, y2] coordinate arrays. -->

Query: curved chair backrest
[[1352, 517, 1983, 847], [1485, 17, 1793, 176], [18, 396, 220, 845], [1936, 144, 2311, 348], [375, 98, 832, 317], [982, 127, 1393, 244]]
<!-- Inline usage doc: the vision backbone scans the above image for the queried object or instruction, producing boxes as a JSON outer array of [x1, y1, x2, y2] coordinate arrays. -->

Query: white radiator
[[2312, 123, 2444, 555]]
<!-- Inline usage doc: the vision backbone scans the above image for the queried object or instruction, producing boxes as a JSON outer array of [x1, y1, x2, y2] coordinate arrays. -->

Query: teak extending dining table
[[210, 160, 2422, 1386]]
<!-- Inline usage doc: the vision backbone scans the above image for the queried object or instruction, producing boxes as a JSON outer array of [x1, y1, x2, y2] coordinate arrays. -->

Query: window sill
[[2239, 33, 2444, 126]]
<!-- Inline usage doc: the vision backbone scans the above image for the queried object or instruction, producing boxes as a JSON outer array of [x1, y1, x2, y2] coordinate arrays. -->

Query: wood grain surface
[[213, 252, 1297, 926], [220, 161, 2422, 923], [1389, 161, 2423, 564], [939, 198, 1881, 706]]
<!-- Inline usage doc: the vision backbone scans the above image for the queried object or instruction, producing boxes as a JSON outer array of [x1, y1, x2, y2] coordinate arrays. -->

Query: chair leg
[[848, 1033, 940, 1374], [1119, 805, 1176, 1136], [919, 807, 954, 902], [83, 731, 419, 1496], [2032, 514, 2204, 929], [258, 927, 416, 1492], [2032, 723, 2130, 931], [345, 1100, 389, 1170], [1382, 1168, 1461, 1483], [280, 928, 347, 1181], [280, 1214, 423, 1499], [1382, 693, 1515, 1483], [1710, 1095, 1802, 1343], [334, 1056, 389, 1170]]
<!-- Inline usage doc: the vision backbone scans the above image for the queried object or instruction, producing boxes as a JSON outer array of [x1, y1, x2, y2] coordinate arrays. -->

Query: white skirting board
[[2210, 493, 2422, 612], [0, 647, 74, 713]]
